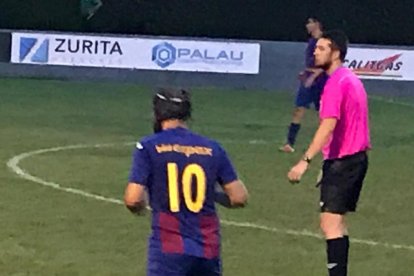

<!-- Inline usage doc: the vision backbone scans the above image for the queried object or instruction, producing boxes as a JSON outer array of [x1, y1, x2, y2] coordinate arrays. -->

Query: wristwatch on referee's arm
[[302, 155, 312, 164]]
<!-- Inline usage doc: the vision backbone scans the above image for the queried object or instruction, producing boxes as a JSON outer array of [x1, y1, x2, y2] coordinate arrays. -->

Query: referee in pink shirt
[[288, 30, 371, 276]]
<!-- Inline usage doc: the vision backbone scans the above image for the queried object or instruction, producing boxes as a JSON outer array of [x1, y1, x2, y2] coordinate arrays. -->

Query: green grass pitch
[[0, 78, 413, 275]]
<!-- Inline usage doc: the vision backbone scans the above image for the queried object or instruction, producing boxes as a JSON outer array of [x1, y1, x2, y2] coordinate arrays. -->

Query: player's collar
[[163, 126, 188, 132]]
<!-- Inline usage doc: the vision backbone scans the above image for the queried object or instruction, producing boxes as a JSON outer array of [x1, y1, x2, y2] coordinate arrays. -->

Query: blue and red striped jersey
[[129, 127, 237, 259]]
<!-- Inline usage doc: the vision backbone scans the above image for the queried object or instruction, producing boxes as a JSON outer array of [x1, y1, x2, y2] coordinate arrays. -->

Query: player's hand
[[287, 160, 309, 184], [298, 71, 307, 82], [303, 76, 315, 88]]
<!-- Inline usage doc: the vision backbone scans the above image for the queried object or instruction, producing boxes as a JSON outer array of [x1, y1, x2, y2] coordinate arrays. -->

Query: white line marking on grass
[[6, 142, 414, 252], [6, 143, 132, 205]]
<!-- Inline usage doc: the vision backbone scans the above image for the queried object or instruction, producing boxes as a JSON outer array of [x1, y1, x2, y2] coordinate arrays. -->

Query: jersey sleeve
[[320, 81, 343, 120], [216, 144, 238, 186], [128, 141, 151, 186]]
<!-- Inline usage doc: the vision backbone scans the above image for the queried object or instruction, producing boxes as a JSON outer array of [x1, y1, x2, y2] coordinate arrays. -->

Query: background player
[[280, 17, 328, 153], [124, 88, 248, 276]]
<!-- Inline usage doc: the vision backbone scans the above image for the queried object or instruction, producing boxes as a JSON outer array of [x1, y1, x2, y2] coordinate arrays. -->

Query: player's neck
[[311, 29, 323, 39], [161, 120, 187, 130], [327, 60, 343, 75]]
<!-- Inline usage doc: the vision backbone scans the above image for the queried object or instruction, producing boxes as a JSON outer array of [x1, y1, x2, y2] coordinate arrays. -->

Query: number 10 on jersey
[[167, 163, 207, 213]]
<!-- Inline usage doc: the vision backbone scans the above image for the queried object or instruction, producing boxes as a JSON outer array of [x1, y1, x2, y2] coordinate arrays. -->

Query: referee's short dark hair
[[153, 87, 192, 122], [322, 30, 349, 62]]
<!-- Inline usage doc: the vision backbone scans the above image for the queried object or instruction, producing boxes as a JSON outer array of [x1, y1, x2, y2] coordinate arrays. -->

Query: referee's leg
[[319, 163, 350, 276], [319, 153, 368, 276], [320, 212, 349, 276]]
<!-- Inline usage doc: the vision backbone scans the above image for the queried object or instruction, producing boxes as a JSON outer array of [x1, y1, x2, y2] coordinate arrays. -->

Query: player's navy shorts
[[147, 249, 222, 276], [295, 75, 327, 110], [319, 151, 368, 214]]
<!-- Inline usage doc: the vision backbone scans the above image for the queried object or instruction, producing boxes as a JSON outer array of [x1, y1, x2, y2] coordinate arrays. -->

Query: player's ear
[[332, 49, 341, 61]]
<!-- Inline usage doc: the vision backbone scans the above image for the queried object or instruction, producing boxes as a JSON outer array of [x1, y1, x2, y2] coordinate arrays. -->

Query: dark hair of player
[[152, 88, 192, 132], [321, 30, 349, 62]]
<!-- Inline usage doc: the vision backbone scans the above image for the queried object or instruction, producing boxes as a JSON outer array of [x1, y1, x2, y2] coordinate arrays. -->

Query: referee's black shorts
[[319, 151, 368, 214]]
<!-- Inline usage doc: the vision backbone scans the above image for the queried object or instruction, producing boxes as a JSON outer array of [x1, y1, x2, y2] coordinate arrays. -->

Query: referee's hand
[[287, 160, 309, 184]]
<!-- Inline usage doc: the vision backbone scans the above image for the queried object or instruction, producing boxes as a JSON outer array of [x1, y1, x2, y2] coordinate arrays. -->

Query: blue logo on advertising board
[[152, 42, 176, 68], [152, 41, 244, 68], [19, 37, 49, 63]]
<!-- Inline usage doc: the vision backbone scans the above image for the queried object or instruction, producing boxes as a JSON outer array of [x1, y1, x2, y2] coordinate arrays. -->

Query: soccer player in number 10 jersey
[[124, 88, 248, 276]]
